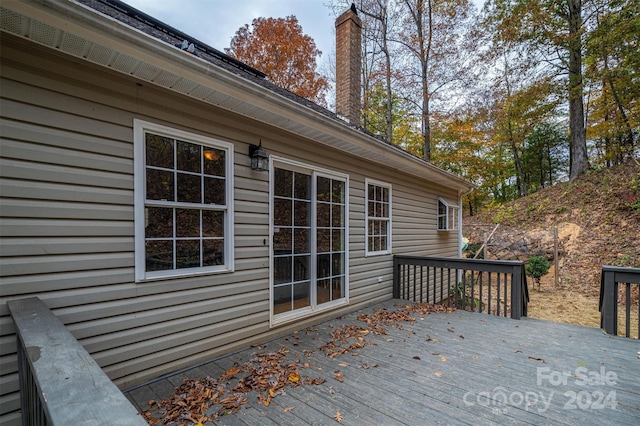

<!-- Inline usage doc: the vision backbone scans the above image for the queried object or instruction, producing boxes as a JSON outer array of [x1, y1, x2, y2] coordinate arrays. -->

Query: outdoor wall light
[[249, 140, 269, 172]]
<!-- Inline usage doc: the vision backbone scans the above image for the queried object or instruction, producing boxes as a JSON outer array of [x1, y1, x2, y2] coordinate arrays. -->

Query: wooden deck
[[125, 300, 640, 425]]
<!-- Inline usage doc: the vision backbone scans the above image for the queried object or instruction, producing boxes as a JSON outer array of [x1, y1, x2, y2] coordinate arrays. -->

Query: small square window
[[437, 198, 459, 231]]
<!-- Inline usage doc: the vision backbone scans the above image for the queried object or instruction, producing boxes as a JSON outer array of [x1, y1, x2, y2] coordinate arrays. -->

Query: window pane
[[292, 282, 310, 308], [204, 177, 225, 205], [317, 176, 330, 202], [382, 202, 389, 218], [332, 253, 343, 275], [294, 228, 309, 254], [317, 279, 330, 304], [368, 200, 375, 217], [332, 229, 343, 251], [177, 140, 201, 173], [294, 173, 311, 200], [317, 203, 330, 227], [202, 210, 224, 237], [176, 240, 200, 269], [176, 209, 200, 237], [332, 204, 343, 227], [294, 255, 309, 281], [203, 240, 223, 266], [274, 257, 292, 284], [146, 169, 174, 201], [273, 228, 292, 254], [382, 187, 389, 203], [332, 180, 344, 204], [368, 236, 374, 252], [332, 277, 343, 300], [368, 184, 375, 201], [146, 207, 173, 238], [146, 134, 174, 169], [177, 173, 201, 203], [274, 168, 292, 197], [203, 148, 225, 176], [146, 240, 172, 271], [294, 200, 309, 226], [274, 199, 292, 226], [273, 284, 292, 314], [317, 229, 331, 253], [317, 254, 330, 278], [380, 236, 387, 251]]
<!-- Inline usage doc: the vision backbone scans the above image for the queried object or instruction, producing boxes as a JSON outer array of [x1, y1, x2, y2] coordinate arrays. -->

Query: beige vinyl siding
[[0, 33, 462, 424]]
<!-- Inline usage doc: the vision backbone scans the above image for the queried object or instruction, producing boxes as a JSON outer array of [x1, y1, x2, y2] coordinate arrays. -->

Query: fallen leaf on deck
[[283, 406, 295, 413], [335, 411, 344, 423], [440, 357, 447, 362], [413, 356, 421, 360], [459, 335, 464, 339], [225, 367, 240, 376], [434, 371, 442, 377], [334, 372, 344, 382], [528, 356, 546, 363], [447, 328, 455, 333], [514, 349, 522, 353], [338, 362, 348, 367], [432, 352, 440, 356]]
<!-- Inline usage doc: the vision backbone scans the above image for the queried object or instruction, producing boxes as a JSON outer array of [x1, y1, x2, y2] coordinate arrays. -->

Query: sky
[[124, 0, 339, 71]]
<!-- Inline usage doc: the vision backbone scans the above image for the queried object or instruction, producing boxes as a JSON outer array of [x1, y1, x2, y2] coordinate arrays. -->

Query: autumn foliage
[[225, 16, 329, 106]]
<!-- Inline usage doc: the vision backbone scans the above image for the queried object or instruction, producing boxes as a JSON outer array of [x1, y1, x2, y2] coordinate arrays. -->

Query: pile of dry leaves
[[142, 302, 453, 425], [142, 346, 324, 425]]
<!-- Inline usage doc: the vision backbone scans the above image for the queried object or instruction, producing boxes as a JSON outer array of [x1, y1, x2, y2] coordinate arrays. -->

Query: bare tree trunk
[[568, 0, 588, 179]]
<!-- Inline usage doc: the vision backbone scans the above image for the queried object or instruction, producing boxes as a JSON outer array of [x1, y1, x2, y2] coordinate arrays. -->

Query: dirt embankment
[[463, 160, 640, 329]]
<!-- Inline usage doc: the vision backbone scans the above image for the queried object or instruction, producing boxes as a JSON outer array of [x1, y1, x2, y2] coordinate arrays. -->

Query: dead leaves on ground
[[142, 346, 324, 425], [142, 303, 452, 425]]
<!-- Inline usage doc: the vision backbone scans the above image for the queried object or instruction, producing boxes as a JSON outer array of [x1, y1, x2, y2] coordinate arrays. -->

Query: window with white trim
[[437, 198, 458, 231], [271, 159, 348, 322], [134, 120, 234, 281], [366, 180, 392, 255]]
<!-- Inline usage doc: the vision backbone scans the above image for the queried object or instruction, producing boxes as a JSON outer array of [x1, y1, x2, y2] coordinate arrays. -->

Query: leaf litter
[[142, 303, 453, 425]]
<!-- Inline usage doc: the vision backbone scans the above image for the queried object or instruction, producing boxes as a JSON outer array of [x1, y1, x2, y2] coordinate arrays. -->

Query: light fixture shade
[[249, 141, 269, 172]]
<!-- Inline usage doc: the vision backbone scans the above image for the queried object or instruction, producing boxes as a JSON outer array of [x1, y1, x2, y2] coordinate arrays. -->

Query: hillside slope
[[463, 160, 640, 328]]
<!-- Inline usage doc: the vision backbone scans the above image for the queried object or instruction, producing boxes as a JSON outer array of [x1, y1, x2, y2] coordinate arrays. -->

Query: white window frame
[[365, 178, 392, 256], [269, 156, 349, 326], [133, 119, 234, 282], [437, 197, 459, 231]]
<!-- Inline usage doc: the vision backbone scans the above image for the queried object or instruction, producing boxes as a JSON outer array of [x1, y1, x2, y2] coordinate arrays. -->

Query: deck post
[[392, 256, 399, 299], [600, 267, 618, 335], [510, 264, 523, 319]]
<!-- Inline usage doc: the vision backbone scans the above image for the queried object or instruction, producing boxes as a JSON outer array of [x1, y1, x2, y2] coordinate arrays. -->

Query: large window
[[366, 179, 391, 255], [437, 198, 458, 231], [271, 159, 348, 323], [134, 120, 234, 281]]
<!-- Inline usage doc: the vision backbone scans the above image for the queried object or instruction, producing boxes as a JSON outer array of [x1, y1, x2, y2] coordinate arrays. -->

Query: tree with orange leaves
[[226, 16, 329, 106]]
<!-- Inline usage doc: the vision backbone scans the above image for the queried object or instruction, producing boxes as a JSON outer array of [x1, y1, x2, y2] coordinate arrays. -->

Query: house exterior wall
[[0, 34, 459, 424]]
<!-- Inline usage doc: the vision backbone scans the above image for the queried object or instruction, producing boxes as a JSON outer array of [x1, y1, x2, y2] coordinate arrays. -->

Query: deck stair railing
[[599, 265, 640, 339], [393, 256, 529, 319], [7, 297, 148, 425]]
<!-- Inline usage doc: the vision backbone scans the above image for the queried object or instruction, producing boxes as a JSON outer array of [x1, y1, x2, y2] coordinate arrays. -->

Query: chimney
[[335, 3, 362, 126]]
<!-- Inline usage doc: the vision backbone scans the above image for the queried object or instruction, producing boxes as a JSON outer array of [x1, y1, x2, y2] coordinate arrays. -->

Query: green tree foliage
[[522, 122, 568, 193], [585, 0, 640, 166], [525, 255, 551, 289]]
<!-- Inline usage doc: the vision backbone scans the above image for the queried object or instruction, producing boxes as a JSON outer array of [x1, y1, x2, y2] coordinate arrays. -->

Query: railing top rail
[[601, 265, 640, 283], [7, 297, 147, 425], [394, 255, 524, 267]]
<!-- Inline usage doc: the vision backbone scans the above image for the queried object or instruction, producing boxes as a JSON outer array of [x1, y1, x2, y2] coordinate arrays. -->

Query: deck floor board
[[126, 300, 640, 425]]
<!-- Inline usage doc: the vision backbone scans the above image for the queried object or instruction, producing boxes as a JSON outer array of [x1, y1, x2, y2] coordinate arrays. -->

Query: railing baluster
[[625, 283, 631, 338], [504, 272, 509, 317]]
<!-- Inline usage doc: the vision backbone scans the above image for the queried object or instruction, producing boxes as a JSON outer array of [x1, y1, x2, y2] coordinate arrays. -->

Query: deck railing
[[7, 297, 148, 425], [393, 255, 529, 319], [599, 265, 640, 339]]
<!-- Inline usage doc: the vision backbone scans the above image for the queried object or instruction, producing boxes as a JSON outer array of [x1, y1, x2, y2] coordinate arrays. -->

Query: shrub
[[526, 255, 550, 288]]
